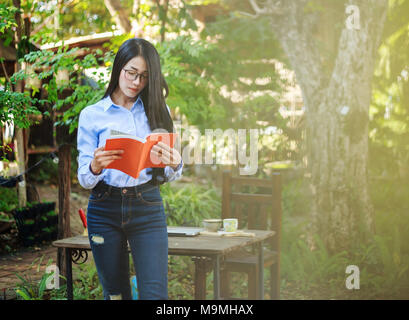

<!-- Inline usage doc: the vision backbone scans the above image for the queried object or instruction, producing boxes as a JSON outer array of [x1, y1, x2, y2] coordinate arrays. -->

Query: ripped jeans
[[86, 180, 168, 300]]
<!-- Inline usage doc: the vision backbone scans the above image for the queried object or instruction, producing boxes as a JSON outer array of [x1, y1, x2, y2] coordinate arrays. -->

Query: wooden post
[[194, 258, 207, 299], [57, 143, 71, 283], [56, 89, 74, 284]]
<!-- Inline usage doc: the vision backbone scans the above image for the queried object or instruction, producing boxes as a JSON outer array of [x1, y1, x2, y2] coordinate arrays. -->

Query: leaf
[[16, 289, 31, 300]]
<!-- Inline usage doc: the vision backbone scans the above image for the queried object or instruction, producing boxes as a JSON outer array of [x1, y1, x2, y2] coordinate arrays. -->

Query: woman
[[77, 38, 183, 300]]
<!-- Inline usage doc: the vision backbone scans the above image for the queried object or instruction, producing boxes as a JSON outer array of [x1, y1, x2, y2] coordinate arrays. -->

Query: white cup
[[223, 218, 238, 232]]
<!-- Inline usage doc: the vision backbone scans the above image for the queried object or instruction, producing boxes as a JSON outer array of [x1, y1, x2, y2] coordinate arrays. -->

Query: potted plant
[[38, 215, 48, 229], [41, 227, 52, 241], [12, 201, 57, 247], [23, 235, 36, 247], [46, 209, 58, 227]]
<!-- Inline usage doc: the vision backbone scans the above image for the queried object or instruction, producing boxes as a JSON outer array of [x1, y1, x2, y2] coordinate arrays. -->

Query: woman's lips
[[129, 87, 139, 93]]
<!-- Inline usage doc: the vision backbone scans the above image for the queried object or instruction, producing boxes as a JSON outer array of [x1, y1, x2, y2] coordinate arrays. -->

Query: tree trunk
[[104, 0, 132, 33], [12, 0, 26, 208], [248, 0, 388, 251], [14, 129, 26, 207], [307, 4, 387, 250]]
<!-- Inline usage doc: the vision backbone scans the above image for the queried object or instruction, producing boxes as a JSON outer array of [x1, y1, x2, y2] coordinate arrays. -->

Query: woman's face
[[117, 55, 148, 99]]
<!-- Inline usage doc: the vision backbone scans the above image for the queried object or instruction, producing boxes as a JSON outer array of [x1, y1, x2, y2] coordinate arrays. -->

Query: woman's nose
[[133, 77, 141, 85]]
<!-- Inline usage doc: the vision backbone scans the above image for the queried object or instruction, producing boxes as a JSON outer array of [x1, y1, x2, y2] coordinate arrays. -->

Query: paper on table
[[200, 230, 255, 237]]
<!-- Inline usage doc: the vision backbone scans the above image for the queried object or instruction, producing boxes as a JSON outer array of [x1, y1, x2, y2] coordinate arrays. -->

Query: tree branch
[[104, 0, 132, 33], [0, 59, 11, 86], [133, 0, 141, 17], [31, 0, 75, 35], [248, 0, 284, 16]]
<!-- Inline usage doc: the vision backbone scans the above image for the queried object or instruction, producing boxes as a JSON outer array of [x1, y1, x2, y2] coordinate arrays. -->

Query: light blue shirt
[[77, 95, 183, 189]]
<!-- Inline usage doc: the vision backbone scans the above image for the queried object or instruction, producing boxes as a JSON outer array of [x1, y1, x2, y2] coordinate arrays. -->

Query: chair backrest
[[221, 170, 282, 248]]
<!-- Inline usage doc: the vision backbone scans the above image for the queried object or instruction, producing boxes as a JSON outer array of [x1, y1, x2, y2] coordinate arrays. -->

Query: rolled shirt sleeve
[[164, 158, 184, 183], [163, 103, 183, 182], [77, 109, 105, 189]]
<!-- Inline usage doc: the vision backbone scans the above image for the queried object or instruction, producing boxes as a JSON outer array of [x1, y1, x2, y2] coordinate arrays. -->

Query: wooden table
[[52, 229, 274, 300]]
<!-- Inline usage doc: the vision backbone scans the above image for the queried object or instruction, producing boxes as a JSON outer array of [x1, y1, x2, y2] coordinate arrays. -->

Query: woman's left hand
[[151, 141, 182, 170]]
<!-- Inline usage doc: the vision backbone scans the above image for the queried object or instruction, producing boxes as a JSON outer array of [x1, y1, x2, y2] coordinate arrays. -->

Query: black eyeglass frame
[[123, 69, 149, 82]]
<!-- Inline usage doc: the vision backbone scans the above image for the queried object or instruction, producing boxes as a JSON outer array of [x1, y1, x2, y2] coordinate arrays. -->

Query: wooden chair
[[220, 169, 282, 300], [193, 169, 282, 300]]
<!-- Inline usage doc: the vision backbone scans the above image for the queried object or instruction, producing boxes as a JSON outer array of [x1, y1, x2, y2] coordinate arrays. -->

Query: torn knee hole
[[90, 234, 104, 245]]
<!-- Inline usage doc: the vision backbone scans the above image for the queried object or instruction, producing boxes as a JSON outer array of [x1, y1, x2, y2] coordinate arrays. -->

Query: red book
[[104, 132, 177, 179]]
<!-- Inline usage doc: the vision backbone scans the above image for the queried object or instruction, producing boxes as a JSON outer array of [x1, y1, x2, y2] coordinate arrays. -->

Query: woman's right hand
[[90, 146, 124, 175]]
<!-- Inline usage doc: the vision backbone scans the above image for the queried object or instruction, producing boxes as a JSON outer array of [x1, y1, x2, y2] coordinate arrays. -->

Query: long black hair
[[104, 38, 174, 185]]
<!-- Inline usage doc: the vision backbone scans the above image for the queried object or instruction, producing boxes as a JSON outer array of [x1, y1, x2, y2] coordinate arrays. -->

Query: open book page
[[104, 136, 145, 178], [110, 129, 134, 136], [109, 129, 146, 142]]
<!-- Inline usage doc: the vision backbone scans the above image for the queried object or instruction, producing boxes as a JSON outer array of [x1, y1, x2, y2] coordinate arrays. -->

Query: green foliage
[[367, 178, 409, 297], [13, 259, 103, 300], [4, 0, 115, 44], [0, 187, 18, 213], [14, 257, 67, 300], [15, 272, 49, 300], [23, 219, 35, 225], [13, 46, 113, 133], [369, 0, 409, 179], [46, 210, 57, 217], [168, 255, 195, 299], [157, 36, 226, 129], [0, 4, 44, 129], [281, 229, 349, 292], [28, 157, 59, 184], [72, 262, 104, 300], [0, 3, 18, 47], [199, 7, 293, 163], [161, 182, 221, 227], [282, 178, 311, 217], [0, 3, 18, 46], [0, 90, 42, 129]]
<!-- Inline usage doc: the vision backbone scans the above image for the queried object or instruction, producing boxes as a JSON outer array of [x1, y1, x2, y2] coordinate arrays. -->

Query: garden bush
[[161, 182, 221, 227]]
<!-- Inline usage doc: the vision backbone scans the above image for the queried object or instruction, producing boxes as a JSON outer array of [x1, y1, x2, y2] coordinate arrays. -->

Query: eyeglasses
[[123, 69, 149, 82]]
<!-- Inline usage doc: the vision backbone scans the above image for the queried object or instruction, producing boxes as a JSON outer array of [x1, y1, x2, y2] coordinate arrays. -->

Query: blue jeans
[[86, 181, 168, 300]]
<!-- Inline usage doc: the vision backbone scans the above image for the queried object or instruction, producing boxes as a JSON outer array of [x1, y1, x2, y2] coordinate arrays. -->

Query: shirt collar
[[103, 95, 143, 112]]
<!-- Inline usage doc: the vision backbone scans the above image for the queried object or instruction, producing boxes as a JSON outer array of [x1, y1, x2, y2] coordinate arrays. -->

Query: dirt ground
[[0, 183, 92, 300]]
